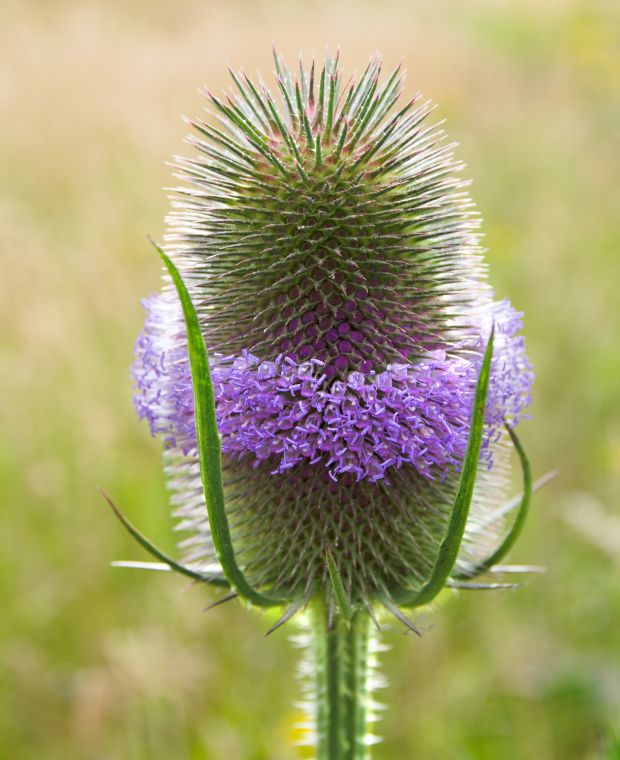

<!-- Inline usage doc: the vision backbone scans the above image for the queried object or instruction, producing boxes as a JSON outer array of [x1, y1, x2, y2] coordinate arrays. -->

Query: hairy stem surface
[[312, 607, 373, 760]]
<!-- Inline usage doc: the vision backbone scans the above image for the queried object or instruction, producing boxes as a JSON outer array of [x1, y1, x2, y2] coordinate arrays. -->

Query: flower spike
[[134, 57, 534, 611]]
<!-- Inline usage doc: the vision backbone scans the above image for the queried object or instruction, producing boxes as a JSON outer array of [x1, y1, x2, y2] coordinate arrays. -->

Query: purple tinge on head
[[132, 293, 533, 484]]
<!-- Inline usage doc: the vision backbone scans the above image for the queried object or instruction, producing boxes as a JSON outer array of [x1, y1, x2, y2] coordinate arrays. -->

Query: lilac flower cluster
[[133, 293, 532, 484]]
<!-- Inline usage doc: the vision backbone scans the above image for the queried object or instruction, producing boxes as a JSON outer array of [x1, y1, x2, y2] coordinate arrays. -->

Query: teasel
[[108, 51, 538, 758]]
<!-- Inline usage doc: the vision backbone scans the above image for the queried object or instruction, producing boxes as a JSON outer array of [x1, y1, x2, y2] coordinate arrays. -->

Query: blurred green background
[[2, 0, 619, 757]]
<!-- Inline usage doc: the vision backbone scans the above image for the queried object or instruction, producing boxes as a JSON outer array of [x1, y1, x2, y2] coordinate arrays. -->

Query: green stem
[[313, 607, 373, 760]]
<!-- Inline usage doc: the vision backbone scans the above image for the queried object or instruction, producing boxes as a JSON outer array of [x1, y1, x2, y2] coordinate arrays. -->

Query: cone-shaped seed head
[[132, 53, 533, 606]]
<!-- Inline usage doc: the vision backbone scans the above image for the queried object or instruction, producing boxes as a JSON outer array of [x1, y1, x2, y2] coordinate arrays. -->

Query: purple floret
[[132, 293, 532, 484]]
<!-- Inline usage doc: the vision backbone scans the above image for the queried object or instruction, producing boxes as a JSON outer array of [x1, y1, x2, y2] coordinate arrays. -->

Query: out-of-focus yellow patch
[[560, 9, 620, 93], [286, 708, 314, 758]]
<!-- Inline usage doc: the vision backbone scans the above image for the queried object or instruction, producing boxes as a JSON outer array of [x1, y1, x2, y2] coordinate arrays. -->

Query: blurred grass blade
[[154, 240, 286, 608], [100, 488, 229, 586], [452, 424, 532, 581], [392, 328, 494, 608]]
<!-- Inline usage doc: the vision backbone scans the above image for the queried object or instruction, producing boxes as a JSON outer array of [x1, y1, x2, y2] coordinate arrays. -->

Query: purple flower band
[[132, 293, 532, 484]]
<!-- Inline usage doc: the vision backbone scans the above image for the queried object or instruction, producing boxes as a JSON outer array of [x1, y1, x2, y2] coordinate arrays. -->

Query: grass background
[[2, 0, 619, 757]]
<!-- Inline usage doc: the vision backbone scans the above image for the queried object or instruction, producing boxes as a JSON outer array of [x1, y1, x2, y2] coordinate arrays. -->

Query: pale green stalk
[[312, 607, 373, 760]]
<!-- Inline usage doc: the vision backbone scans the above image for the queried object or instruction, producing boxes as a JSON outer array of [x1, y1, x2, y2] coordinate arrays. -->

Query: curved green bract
[[100, 488, 229, 587], [391, 328, 495, 608], [155, 241, 287, 608], [452, 423, 533, 581]]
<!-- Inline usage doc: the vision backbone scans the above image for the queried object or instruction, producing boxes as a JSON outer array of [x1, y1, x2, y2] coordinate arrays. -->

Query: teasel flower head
[[130, 52, 534, 618]]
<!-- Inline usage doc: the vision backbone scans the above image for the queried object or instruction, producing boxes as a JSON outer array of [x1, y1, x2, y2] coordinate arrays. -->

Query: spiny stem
[[313, 606, 372, 760]]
